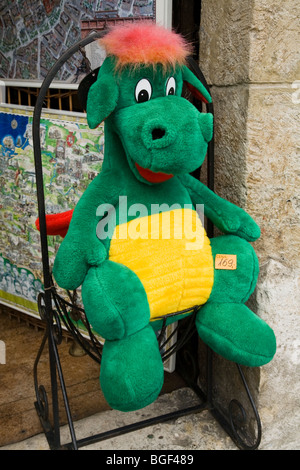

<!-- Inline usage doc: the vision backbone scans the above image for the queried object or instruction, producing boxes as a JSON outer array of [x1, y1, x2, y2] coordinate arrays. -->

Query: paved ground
[[0, 387, 288, 451]]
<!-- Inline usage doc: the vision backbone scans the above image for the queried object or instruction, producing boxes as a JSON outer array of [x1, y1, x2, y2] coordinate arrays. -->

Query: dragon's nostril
[[152, 128, 166, 140]]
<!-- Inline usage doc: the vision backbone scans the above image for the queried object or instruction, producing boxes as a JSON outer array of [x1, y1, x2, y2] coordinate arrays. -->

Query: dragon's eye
[[166, 77, 176, 96], [135, 79, 152, 103]]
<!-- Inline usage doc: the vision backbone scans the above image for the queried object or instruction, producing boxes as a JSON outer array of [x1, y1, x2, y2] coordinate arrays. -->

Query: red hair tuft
[[99, 22, 192, 70]]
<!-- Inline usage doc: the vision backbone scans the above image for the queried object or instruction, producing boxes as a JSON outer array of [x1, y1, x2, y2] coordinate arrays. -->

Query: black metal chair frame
[[32, 30, 262, 450]]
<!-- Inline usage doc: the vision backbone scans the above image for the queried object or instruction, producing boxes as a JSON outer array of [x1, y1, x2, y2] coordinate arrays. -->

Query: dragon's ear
[[86, 59, 119, 129], [182, 65, 212, 104]]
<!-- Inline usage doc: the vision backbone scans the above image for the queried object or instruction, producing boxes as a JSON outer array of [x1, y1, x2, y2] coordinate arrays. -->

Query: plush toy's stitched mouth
[[135, 163, 173, 183]]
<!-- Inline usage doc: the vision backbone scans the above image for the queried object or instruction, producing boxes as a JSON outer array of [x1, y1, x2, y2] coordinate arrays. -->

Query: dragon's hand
[[53, 237, 106, 290], [180, 175, 261, 242], [218, 205, 261, 242]]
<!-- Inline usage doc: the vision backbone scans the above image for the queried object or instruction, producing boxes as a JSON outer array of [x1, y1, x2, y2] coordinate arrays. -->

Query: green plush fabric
[[53, 172, 120, 290], [82, 260, 150, 340], [52, 49, 276, 412], [209, 235, 259, 304], [195, 234, 276, 366], [196, 303, 276, 367], [86, 58, 119, 127], [114, 96, 213, 181], [180, 174, 261, 242], [182, 65, 212, 103], [100, 325, 164, 412]]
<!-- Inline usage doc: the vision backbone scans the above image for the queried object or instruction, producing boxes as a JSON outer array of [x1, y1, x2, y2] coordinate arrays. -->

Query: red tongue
[[135, 163, 173, 183]]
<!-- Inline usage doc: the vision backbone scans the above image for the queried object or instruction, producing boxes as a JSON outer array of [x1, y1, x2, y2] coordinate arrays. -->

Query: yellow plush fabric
[[109, 209, 214, 319]]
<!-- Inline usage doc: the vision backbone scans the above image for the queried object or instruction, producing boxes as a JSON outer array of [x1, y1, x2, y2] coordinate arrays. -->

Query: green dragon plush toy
[[48, 23, 276, 412]]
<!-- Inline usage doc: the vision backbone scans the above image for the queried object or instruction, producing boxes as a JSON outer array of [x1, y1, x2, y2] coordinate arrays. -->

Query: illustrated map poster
[[0, 105, 104, 318], [0, 0, 155, 82]]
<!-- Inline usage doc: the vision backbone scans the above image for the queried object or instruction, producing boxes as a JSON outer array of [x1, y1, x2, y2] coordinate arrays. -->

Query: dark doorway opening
[[172, 0, 201, 60]]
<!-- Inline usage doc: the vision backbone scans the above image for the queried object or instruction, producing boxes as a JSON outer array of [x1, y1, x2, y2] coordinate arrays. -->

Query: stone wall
[[199, 0, 300, 449]]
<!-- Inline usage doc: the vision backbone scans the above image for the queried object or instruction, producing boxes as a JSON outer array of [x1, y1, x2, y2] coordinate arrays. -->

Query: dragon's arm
[[53, 173, 120, 290], [180, 174, 260, 241]]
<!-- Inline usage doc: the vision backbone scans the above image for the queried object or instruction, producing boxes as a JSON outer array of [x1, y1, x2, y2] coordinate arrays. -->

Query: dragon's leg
[[82, 260, 164, 411], [82, 260, 150, 340], [196, 235, 276, 366], [100, 324, 164, 411]]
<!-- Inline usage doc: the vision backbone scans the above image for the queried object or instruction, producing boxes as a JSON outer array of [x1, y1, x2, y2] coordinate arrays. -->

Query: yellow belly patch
[[109, 208, 214, 320]]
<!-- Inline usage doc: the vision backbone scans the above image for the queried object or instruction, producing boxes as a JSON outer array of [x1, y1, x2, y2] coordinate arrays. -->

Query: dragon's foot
[[196, 303, 276, 367], [100, 325, 164, 412]]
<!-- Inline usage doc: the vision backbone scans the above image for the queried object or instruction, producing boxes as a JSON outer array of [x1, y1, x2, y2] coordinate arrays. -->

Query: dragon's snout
[[152, 128, 166, 141], [142, 118, 176, 151], [114, 95, 213, 184]]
